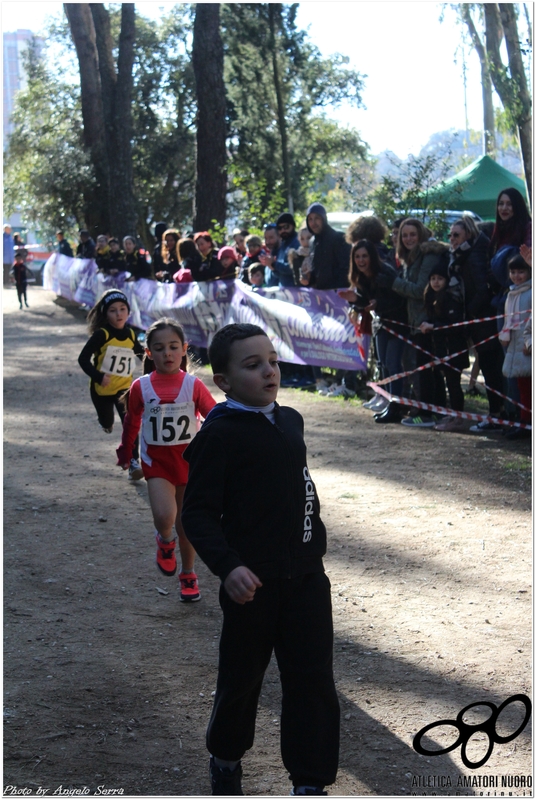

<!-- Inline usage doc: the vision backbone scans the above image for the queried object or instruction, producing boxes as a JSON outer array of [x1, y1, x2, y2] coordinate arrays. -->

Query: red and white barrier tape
[[368, 382, 532, 430], [380, 309, 530, 332], [374, 324, 530, 413]]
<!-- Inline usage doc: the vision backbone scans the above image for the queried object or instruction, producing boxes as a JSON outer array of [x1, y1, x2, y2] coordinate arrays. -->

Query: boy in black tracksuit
[[181, 324, 340, 797]]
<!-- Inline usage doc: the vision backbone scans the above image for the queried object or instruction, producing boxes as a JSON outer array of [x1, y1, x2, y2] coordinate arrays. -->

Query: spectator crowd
[[7, 186, 532, 440]]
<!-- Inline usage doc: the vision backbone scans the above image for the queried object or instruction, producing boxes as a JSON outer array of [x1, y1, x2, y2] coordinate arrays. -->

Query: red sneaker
[[178, 571, 201, 602], [155, 533, 177, 576]]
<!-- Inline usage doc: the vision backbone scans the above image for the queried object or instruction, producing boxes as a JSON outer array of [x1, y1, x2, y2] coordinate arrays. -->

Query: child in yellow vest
[[78, 290, 144, 479]]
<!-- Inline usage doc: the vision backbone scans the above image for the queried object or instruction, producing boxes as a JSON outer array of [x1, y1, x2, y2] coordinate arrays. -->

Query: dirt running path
[[3, 286, 532, 798]]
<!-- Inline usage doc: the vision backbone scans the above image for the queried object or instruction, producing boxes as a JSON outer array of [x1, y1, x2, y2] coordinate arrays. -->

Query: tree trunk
[[485, 4, 531, 206], [268, 4, 293, 213], [499, 3, 532, 207], [192, 3, 227, 232], [460, 5, 496, 157], [90, 3, 137, 239], [64, 3, 110, 234]]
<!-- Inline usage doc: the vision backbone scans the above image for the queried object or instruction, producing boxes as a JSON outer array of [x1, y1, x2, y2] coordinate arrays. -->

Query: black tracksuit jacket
[[181, 403, 327, 583]]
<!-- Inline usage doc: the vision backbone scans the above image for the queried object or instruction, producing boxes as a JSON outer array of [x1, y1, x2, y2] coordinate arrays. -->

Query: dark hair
[[193, 231, 213, 246], [507, 253, 531, 273], [144, 317, 188, 374], [491, 187, 531, 253], [348, 239, 382, 289], [248, 263, 264, 277], [178, 238, 197, 261], [423, 278, 449, 319], [108, 237, 119, 245], [477, 221, 495, 239], [392, 217, 408, 231], [346, 215, 387, 245], [86, 289, 130, 334], [209, 323, 268, 374], [120, 317, 187, 410]]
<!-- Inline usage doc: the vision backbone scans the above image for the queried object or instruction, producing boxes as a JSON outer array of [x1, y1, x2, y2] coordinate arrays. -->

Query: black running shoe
[[210, 757, 243, 796]]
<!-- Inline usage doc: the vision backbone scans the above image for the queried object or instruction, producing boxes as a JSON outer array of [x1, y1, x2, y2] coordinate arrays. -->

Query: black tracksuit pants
[[90, 383, 139, 460], [208, 571, 340, 788]]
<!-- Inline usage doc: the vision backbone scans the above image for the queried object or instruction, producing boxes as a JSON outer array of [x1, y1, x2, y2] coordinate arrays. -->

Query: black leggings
[[90, 384, 139, 459], [16, 283, 28, 305], [414, 334, 445, 416]]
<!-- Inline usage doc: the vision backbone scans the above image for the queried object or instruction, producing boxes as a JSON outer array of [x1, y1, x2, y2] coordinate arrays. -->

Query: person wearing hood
[[305, 203, 351, 290]]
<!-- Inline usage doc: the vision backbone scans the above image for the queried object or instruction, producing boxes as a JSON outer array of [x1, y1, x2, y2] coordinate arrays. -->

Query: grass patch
[[503, 457, 532, 473]]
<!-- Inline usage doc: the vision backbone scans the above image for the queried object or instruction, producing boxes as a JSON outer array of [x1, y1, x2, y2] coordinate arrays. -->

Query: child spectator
[[181, 323, 340, 797], [248, 263, 265, 289], [288, 225, 314, 286], [105, 238, 127, 276], [238, 235, 266, 284], [11, 249, 31, 309], [419, 263, 469, 432], [217, 246, 238, 279], [116, 318, 216, 599], [499, 254, 532, 440], [95, 235, 111, 273]]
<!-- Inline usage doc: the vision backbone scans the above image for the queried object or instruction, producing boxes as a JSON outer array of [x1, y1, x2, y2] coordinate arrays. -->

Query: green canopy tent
[[424, 155, 528, 220]]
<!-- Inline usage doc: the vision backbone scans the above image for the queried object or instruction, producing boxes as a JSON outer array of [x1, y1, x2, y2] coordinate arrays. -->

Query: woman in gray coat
[[387, 218, 451, 427]]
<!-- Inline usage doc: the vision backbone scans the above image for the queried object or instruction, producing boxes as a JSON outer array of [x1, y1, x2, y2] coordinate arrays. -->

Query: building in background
[[3, 28, 46, 244], [3, 28, 34, 149]]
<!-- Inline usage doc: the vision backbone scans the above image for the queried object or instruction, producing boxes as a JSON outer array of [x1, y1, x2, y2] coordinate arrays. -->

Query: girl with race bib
[[116, 318, 216, 602], [78, 290, 144, 480]]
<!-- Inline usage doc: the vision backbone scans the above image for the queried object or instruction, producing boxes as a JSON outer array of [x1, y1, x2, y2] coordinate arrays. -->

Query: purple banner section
[[43, 255, 369, 370]]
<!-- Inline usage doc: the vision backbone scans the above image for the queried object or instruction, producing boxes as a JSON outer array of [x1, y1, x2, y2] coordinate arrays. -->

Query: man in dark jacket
[[306, 203, 351, 289], [56, 231, 73, 257], [263, 212, 300, 288]]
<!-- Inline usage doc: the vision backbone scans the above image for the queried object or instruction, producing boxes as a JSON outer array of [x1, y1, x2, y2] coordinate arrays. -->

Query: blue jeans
[[375, 327, 405, 399]]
